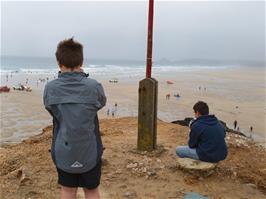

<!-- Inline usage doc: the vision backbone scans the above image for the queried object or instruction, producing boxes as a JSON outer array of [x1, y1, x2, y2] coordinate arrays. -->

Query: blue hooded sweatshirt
[[188, 115, 227, 163]]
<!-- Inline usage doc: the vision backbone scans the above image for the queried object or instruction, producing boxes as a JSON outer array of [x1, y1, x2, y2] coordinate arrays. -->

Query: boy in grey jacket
[[43, 38, 106, 199]]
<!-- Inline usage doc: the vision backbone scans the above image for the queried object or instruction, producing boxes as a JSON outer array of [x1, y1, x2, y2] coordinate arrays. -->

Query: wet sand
[[1, 66, 265, 146]]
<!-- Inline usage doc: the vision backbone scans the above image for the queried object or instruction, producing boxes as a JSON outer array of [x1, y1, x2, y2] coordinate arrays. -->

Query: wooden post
[[138, 78, 158, 151], [138, 0, 157, 151]]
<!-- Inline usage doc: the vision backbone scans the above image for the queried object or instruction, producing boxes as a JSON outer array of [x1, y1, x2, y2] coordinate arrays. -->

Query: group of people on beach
[[233, 120, 254, 139], [42, 38, 232, 199], [36, 77, 51, 87], [198, 86, 207, 91], [106, 103, 118, 117], [166, 93, 180, 100]]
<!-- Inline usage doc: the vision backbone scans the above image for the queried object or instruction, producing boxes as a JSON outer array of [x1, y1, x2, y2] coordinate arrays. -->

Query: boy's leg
[[176, 145, 199, 160], [83, 187, 100, 199], [60, 186, 78, 199]]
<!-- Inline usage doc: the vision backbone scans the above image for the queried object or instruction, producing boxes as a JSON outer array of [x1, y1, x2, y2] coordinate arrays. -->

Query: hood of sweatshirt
[[195, 115, 219, 126]]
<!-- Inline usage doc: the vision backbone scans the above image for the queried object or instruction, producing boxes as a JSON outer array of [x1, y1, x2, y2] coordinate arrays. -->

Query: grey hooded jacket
[[43, 72, 106, 174]]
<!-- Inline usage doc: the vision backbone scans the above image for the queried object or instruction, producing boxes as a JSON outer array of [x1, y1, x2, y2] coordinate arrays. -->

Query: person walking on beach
[[43, 38, 106, 199], [234, 120, 237, 130], [249, 126, 253, 139], [107, 108, 110, 116], [176, 101, 228, 163], [114, 102, 118, 111], [250, 126, 253, 132], [111, 107, 115, 117]]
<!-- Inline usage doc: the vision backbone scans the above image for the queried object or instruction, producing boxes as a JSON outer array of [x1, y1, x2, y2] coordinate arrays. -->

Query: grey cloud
[[1, 1, 265, 62]]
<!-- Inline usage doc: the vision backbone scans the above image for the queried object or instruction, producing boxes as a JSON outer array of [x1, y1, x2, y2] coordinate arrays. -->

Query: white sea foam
[[1, 64, 229, 77]]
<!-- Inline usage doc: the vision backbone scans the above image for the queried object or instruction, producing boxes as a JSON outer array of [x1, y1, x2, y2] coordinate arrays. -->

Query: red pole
[[146, 0, 154, 78]]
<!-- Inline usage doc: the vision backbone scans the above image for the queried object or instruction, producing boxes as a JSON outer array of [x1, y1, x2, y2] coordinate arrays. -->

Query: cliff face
[[0, 117, 265, 199]]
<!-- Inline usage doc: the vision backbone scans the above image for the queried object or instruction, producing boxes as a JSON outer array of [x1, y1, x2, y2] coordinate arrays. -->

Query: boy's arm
[[43, 85, 53, 116], [188, 125, 200, 148], [96, 83, 106, 110]]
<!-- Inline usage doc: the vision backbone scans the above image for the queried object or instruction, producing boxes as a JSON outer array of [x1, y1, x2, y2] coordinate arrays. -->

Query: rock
[[101, 158, 109, 166], [172, 118, 247, 138], [160, 165, 165, 169], [115, 169, 122, 174], [171, 117, 194, 126], [126, 163, 138, 169], [147, 170, 156, 176], [20, 176, 31, 185], [177, 158, 217, 177], [141, 167, 147, 173], [245, 183, 257, 189], [123, 191, 137, 198], [124, 192, 131, 197], [99, 130, 105, 136], [119, 185, 127, 189], [177, 158, 217, 171], [16, 168, 31, 186]]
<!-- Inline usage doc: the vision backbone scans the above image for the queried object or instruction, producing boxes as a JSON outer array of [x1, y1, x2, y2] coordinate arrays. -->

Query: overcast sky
[[1, 1, 265, 61]]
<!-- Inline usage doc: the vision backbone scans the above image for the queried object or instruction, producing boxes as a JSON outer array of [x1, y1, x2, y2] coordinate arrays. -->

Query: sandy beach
[[1, 65, 265, 146]]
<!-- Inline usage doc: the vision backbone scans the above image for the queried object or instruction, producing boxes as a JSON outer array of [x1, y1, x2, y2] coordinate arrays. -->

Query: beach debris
[[0, 86, 11, 93]]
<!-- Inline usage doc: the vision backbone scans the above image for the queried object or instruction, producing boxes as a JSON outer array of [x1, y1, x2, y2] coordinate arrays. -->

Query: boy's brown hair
[[193, 101, 209, 115], [55, 38, 83, 69]]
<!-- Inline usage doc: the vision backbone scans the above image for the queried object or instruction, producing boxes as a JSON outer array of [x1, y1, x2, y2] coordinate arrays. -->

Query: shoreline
[[1, 115, 265, 149]]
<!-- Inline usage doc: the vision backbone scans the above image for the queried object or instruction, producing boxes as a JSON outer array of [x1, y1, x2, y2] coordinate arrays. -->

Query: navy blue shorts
[[56, 161, 101, 189]]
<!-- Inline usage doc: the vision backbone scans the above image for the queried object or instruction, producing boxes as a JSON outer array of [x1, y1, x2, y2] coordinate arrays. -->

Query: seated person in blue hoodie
[[176, 101, 228, 163]]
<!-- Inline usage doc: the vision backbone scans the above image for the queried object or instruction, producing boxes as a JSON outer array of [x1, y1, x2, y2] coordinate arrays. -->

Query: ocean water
[[1, 56, 231, 77]]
